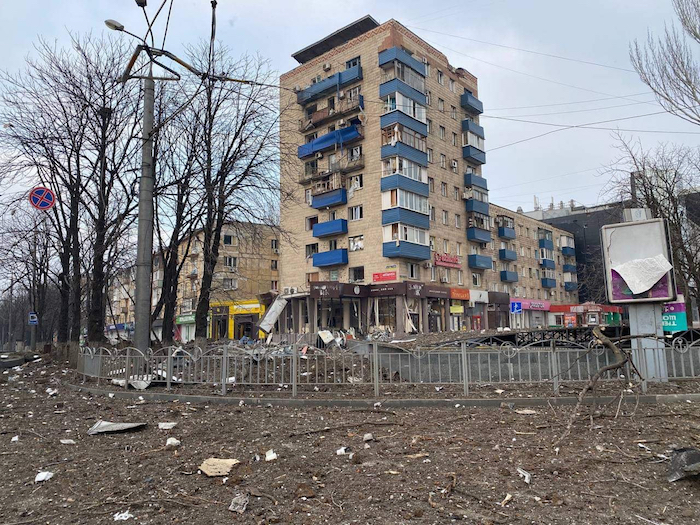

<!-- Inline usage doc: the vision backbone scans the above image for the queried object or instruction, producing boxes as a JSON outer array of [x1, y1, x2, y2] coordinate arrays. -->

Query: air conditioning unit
[[338, 118, 346, 126], [440, 277, 449, 283], [290, 287, 298, 294], [423, 262, 433, 269], [550, 291, 556, 297], [462, 188, 473, 200], [338, 90, 345, 99], [322, 62, 332, 71], [283, 287, 291, 294], [273, 248, 280, 254], [315, 152, 323, 159]]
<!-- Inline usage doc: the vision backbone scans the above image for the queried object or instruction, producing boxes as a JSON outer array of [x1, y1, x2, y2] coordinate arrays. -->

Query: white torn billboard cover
[[601, 218, 676, 304]]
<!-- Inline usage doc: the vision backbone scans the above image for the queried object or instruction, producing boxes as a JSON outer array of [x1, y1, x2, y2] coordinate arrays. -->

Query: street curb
[[65, 382, 698, 408]]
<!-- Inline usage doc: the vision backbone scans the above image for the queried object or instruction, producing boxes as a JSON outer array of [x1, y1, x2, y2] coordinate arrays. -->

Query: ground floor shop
[[549, 303, 623, 328], [509, 299, 551, 330]]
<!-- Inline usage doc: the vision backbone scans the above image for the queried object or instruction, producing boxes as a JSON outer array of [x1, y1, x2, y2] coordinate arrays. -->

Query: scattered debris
[[60, 439, 76, 445], [113, 510, 134, 521], [384, 470, 400, 475], [165, 437, 181, 450], [265, 449, 278, 462], [495, 389, 505, 394], [363, 433, 374, 442], [199, 458, 241, 477], [373, 402, 382, 408], [11, 435, 18, 443], [295, 483, 315, 499], [158, 422, 177, 430], [336, 446, 351, 456], [87, 420, 147, 436], [111, 379, 126, 387], [228, 493, 249, 514], [515, 409, 538, 415], [668, 447, 700, 482], [500, 402, 515, 410], [35, 471, 54, 483], [108, 393, 115, 399], [46, 388, 58, 397], [500, 493, 513, 507], [406, 452, 429, 459], [517, 467, 532, 484], [435, 386, 444, 392]]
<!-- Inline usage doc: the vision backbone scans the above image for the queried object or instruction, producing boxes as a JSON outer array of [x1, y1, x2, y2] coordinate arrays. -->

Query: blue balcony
[[466, 199, 489, 215], [379, 78, 427, 105], [463, 145, 486, 165], [311, 188, 347, 209], [538, 238, 554, 250], [382, 241, 430, 260], [500, 271, 518, 283], [312, 219, 347, 238], [468, 254, 493, 270], [499, 249, 517, 261], [498, 226, 516, 239], [461, 119, 485, 139], [380, 174, 429, 197], [381, 208, 429, 229], [564, 282, 578, 292], [380, 110, 427, 136], [296, 65, 363, 105], [313, 249, 348, 267], [467, 227, 492, 243], [381, 143, 428, 167], [460, 91, 484, 115], [562, 246, 576, 256], [464, 172, 488, 190], [298, 125, 362, 159], [378, 47, 427, 76], [563, 263, 577, 273], [541, 278, 557, 288], [540, 258, 555, 269]]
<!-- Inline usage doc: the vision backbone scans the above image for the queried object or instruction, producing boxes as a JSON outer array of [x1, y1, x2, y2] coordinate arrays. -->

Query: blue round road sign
[[29, 187, 56, 211]]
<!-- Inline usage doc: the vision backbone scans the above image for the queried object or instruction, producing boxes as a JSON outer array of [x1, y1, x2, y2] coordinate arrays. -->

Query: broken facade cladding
[[277, 16, 579, 335]]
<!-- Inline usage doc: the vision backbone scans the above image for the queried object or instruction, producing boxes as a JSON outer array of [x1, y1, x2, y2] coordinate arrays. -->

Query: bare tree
[[631, 0, 700, 126]]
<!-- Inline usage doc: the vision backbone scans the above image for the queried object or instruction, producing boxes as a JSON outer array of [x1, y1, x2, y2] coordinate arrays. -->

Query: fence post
[[372, 342, 380, 398], [292, 343, 298, 398], [166, 347, 172, 391], [550, 339, 559, 394], [461, 341, 469, 397], [124, 348, 130, 390], [221, 346, 228, 396]]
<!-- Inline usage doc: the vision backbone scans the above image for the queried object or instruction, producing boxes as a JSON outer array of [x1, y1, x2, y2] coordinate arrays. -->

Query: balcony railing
[[542, 278, 557, 288], [468, 254, 493, 270], [540, 258, 555, 269], [564, 282, 578, 292], [310, 173, 345, 196], [298, 98, 363, 132], [297, 124, 364, 159], [460, 91, 484, 115], [296, 65, 362, 105], [562, 246, 576, 256], [498, 226, 516, 239], [499, 249, 517, 261], [500, 270, 518, 282], [301, 155, 364, 184]]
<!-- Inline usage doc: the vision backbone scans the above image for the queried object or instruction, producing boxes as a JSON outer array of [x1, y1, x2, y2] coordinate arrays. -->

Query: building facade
[[107, 222, 280, 343], [277, 16, 578, 335]]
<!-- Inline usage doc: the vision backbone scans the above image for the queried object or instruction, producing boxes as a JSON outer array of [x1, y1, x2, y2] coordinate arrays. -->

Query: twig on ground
[[289, 420, 402, 437], [349, 408, 397, 416]]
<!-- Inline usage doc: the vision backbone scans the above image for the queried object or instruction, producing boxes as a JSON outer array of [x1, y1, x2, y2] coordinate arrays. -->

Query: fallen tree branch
[[289, 420, 402, 437]]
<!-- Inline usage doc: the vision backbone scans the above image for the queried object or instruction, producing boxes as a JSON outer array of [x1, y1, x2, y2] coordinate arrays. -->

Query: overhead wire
[[487, 92, 652, 111]]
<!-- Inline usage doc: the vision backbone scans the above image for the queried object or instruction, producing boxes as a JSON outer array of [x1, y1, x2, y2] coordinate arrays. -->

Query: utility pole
[[8, 281, 12, 352], [133, 64, 155, 354]]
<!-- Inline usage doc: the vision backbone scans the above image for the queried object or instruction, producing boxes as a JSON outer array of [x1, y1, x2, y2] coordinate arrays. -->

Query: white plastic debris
[[35, 471, 54, 483], [517, 467, 532, 484], [373, 402, 382, 408], [265, 449, 278, 462], [336, 446, 350, 456], [435, 386, 444, 392], [495, 389, 505, 394], [113, 510, 134, 521], [46, 388, 58, 397], [108, 393, 115, 399], [11, 435, 18, 443], [87, 420, 146, 435], [514, 409, 537, 415], [166, 437, 181, 449], [111, 379, 126, 387], [239, 400, 245, 407], [60, 439, 76, 445], [228, 492, 249, 514], [158, 422, 177, 430], [363, 433, 374, 442]]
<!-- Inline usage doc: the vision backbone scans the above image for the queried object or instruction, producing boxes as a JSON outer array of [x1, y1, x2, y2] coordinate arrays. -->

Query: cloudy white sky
[[4, 0, 699, 212]]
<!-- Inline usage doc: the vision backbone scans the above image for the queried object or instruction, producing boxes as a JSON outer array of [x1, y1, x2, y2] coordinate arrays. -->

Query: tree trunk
[[69, 184, 81, 343]]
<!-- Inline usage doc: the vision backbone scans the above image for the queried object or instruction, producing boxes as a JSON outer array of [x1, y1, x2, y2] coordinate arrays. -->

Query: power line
[[487, 92, 652, 111], [409, 26, 637, 73], [494, 99, 659, 118]]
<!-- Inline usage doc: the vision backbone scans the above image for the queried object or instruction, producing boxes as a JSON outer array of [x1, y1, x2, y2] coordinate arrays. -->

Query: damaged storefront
[[509, 299, 550, 329], [488, 292, 511, 329]]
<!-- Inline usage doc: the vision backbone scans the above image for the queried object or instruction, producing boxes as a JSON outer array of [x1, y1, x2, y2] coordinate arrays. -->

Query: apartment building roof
[[292, 15, 380, 64]]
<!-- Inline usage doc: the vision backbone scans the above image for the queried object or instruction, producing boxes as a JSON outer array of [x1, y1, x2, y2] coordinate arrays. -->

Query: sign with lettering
[[373, 271, 396, 282], [434, 253, 461, 269], [450, 288, 470, 300], [310, 282, 342, 298]]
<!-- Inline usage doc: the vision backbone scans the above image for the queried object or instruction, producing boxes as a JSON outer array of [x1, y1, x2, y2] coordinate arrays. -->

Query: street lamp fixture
[[104, 19, 124, 31]]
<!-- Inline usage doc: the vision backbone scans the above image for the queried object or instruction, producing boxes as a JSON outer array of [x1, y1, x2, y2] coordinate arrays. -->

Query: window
[[439, 125, 446, 140], [349, 235, 364, 251], [451, 105, 457, 119], [471, 245, 479, 255], [305, 189, 312, 205], [427, 148, 433, 163], [225, 256, 237, 269], [426, 119, 432, 134], [305, 243, 319, 257], [306, 132, 318, 143], [428, 177, 435, 193], [438, 98, 445, 111], [223, 278, 237, 291], [348, 173, 363, 190], [429, 206, 436, 221], [329, 210, 337, 221], [454, 186, 460, 200], [452, 132, 458, 147], [349, 205, 363, 221], [328, 239, 338, 251], [443, 269, 450, 283], [306, 272, 319, 283], [271, 239, 279, 250], [330, 269, 339, 281], [346, 56, 360, 69], [467, 211, 490, 230], [223, 235, 233, 245], [441, 182, 448, 196], [462, 131, 485, 151], [437, 70, 444, 85], [451, 159, 458, 173], [431, 265, 437, 281], [382, 156, 427, 182], [443, 239, 449, 253], [382, 92, 427, 122], [347, 85, 362, 102], [425, 62, 431, 77], [472, 272, 481, 286], [349, 266, 365, 282], [426, 90, 432, 105], [271, 260, 278, 270], [455, 214, 461, 228], [440, 154, 447, 169], [408, 263, 419, 280], [442, 210, 448, 225], [271, 280, 278, 291], [458, 270, 463, 285], [381, 123, 426, 151], [386, 223, 428, 245], [449, 78, 456, 92], [388, 188, 429, 214], [520, 246, 525, 256], [429, 236, 436, 250], [306, 216, 318, 231]]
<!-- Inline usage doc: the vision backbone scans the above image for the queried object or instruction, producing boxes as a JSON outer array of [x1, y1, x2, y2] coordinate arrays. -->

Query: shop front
[[175, 313, 196, 343], [423, 284, 450, 333], [488, 292, 511, 329], [208, 300, 267, 340], [548, 303, 623, 328], [510, 299, 550, 329], [310, 282, 369, 334], [468, 290, 489, 330], [449, 288, 470, 331]]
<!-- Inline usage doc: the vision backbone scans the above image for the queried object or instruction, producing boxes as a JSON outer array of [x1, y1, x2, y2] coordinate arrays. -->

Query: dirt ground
[[3, 358, 700, 524]]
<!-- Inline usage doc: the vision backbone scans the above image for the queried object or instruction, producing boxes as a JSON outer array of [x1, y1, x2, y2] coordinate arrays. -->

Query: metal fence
[[77, 338, 700, 397]]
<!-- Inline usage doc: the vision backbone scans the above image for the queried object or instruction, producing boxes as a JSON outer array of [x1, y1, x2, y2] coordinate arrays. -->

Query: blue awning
[[298, 125, 362, 158]]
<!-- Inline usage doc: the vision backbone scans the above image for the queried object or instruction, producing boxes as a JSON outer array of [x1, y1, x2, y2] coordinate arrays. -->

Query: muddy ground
[[2, 357, 700, 524]]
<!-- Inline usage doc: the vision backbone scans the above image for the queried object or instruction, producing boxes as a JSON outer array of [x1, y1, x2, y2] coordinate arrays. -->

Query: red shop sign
[[373, 271, 396, 282], [434, 253, 461, 269]]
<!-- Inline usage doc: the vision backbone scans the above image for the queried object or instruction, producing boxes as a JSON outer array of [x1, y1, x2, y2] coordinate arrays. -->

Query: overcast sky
[[3, 0, 699, 212]]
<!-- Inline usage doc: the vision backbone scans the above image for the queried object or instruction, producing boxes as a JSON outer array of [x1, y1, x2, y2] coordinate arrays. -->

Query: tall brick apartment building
[[277, 16, 578, 335]]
